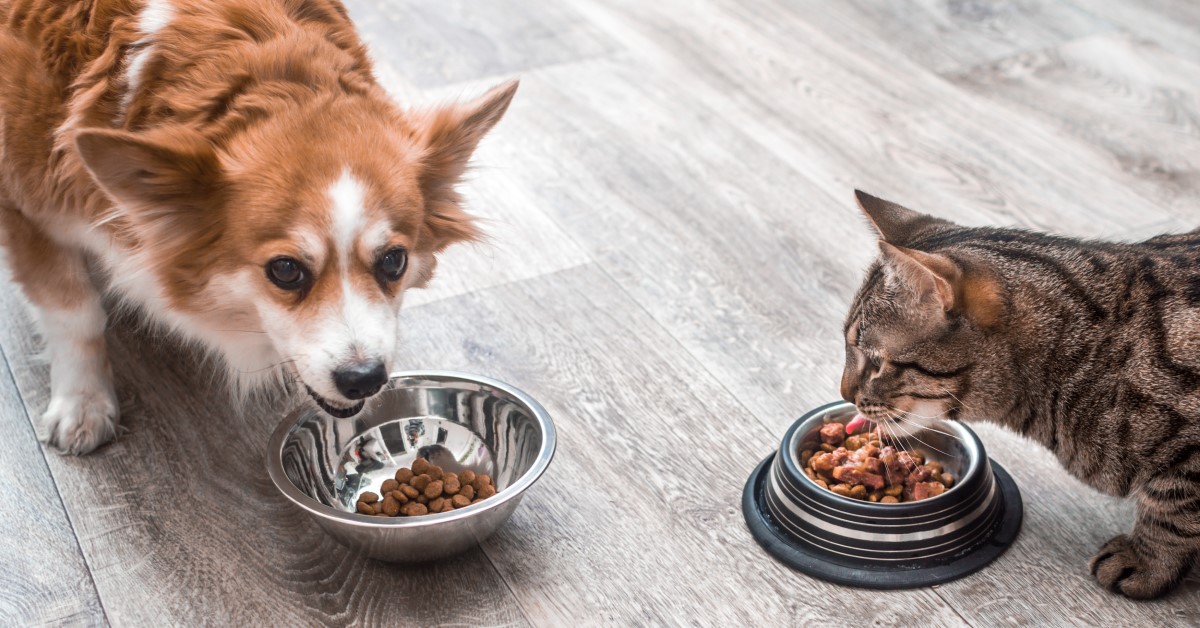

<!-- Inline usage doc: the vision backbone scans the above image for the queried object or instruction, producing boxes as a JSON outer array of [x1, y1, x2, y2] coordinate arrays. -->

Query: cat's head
[[841, 191, 1011, 434]]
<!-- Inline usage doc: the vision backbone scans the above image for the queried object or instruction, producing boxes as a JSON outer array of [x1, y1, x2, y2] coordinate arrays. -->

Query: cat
[[840, 190, 1199, 600]]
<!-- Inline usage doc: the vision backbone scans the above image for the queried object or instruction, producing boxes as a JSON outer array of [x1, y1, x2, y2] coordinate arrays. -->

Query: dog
[[0, 0, 516, 454]]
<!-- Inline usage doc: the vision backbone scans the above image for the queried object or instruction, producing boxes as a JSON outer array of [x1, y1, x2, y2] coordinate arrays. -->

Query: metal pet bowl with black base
[[743, 401, 1023, 589]]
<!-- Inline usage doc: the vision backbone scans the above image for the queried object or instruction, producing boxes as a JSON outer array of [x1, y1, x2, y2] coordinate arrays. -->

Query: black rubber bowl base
[[742, 453, 1023, 589]]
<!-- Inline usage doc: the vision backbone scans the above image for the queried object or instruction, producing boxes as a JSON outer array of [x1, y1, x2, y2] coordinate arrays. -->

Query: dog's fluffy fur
[[0, 0, 516, 453]]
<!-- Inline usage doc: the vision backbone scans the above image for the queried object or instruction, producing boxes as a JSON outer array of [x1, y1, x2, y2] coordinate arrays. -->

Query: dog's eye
[[267, 257, 309, 290], [377, 247, 407, 282]]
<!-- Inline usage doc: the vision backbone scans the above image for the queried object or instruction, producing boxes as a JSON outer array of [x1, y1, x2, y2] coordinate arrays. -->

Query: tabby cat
[[840, 190, 1199, 599]]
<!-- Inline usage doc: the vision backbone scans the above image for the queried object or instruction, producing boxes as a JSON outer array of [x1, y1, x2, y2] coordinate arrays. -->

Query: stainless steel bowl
[[743, 401, 1022, 588], [267, 371, 556, 562]]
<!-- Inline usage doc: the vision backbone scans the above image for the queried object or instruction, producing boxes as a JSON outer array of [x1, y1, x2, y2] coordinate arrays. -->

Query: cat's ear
[[879, 241, 957, 311], [879, 241, 1003, 326], [855, 190, 949, 246]]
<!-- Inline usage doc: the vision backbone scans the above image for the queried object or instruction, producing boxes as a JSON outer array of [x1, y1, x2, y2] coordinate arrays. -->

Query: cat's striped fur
[[841, 191, 1199, 599]]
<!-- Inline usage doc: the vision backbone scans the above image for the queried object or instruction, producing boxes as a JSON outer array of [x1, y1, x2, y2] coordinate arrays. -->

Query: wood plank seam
[[0, 344, 111, 627]]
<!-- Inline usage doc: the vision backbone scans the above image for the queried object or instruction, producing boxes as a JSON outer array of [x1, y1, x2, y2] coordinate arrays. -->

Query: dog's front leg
[[1, 206, 118, 454]]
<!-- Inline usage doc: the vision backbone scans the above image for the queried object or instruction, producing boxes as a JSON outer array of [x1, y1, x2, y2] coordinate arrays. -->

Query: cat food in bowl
[[742, 401, 1023, 589], [800, 422, 954, 503], [267, 371, 556, 563]]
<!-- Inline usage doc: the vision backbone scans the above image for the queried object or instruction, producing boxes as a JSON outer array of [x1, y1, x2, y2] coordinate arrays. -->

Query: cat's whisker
[[937, 386, 973, 413], [890, 414, 956, 459], [893, 409, 965, 442]]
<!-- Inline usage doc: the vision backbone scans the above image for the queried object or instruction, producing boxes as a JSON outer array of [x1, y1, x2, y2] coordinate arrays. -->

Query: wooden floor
[[3, 0, 1200, 625]]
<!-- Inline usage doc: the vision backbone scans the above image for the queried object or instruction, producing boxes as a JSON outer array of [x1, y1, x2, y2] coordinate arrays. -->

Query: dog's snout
[[333, 359, 388, 400]]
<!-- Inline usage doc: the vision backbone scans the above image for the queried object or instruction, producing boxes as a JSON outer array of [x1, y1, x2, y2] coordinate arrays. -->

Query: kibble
[[353, 461, 498, 518]]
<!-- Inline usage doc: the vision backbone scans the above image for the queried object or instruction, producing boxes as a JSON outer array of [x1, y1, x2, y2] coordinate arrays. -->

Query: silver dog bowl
[[267, 371, 556, 562], [743, 401, 1022, 588]]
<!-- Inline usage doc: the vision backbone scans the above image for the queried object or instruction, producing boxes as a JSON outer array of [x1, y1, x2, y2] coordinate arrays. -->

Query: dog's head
[[75, 81, 518, 416]]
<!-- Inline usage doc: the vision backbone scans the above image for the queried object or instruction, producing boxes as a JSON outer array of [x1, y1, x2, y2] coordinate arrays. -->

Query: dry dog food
[[800, 420, 954, 503], [355, 458, 497, 517]]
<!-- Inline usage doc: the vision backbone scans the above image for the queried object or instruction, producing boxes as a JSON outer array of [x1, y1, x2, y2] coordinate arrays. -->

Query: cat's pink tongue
[[845, 414, 870, 434]]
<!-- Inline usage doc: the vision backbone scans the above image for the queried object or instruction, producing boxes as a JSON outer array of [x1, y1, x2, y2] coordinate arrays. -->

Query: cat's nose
[[840, 372, 858, 403]]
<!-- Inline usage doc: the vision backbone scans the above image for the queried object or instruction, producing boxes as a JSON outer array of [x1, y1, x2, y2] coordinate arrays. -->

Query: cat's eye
[[267, 257, 310, 291], [376, 247, 408, 282]]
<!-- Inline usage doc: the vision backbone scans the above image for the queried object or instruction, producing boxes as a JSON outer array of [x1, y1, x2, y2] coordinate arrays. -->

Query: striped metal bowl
[[742, 401, 1023, 588]]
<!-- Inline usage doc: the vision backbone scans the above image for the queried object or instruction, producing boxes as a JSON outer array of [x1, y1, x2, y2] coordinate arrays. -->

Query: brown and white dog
[[0, 0, 516, 453]]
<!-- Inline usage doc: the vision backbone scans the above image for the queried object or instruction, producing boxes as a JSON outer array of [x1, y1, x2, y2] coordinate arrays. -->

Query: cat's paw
[[41, 387, 120, 456], [1089, 534, 1188, 600]]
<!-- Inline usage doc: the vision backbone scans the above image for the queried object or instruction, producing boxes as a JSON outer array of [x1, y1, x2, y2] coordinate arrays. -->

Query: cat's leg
[[1, 205, 118, 454], [1089, 473, 1200, 599]]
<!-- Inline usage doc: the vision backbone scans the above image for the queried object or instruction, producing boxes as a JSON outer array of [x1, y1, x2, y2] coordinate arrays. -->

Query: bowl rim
[[266, 369, 557, 529], [783, 401, 984, 510]]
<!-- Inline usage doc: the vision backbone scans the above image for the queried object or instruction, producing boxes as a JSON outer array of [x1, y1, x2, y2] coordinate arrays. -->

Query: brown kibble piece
[[829, 484, 851, 497], [400, 485, 420, 499], [477, 484, 496, 499], [819, 443, 835, 453], [429, 497, 446, 512], [427, 465, 443, 481], [359, 491, 379, 504], [459, 470, 476, 485], [452, 494, 471, 508], [460, 484, 475, 500], [800, 449, 814, 466], [388, 490, 409, 504], [382, 495, 401, 516], [411, 458, 430, 474], [417, 495, 428, 504], [425, 480, 443, 499], [402, 502, 428, 516], [940, 472, 955, 487], [881, 496, 899, 504], [478, 474, 493, 486], [372, 501, 384, 514], [395, 468, 414, 484], [411, 474, 431, 491], [443, 475, 461, 495], [471, 498, 482, 504], [848, 485, 868, 500], [355, 501, 373, 515], [884, 484, 904, 497], [380, 479, 399, 494]]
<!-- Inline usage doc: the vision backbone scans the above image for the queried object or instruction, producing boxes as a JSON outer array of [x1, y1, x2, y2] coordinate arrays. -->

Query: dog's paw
[[1089, 534, 1188, 600], [41, 387, 120, 456]]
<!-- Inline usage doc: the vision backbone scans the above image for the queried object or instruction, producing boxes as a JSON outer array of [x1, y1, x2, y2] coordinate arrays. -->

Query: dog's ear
[[413, 79, 518, 250], [75, 128, 224, 240]]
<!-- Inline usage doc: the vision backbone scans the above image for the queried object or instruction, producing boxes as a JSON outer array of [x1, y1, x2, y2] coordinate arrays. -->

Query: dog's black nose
[[333, 360, 388, 400]]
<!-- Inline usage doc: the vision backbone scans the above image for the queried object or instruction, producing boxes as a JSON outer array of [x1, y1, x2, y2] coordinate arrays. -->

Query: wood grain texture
[[785, 0, 1113, 76], [1074, 0, 1200, 62], [0, 348, 106, 627], [947, 32, 1200, 229], [344, 0, 619, 89]]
